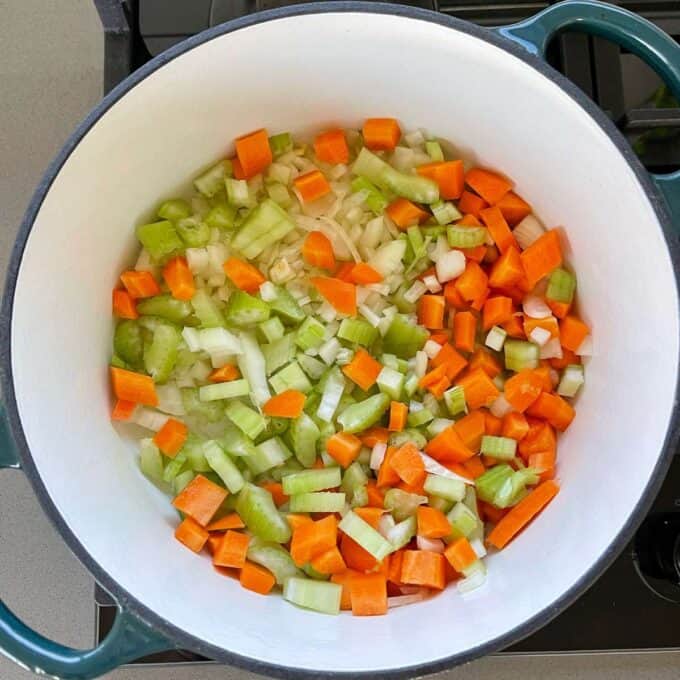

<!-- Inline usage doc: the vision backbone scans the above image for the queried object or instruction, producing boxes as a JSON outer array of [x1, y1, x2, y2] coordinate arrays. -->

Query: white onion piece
[[190, 360, 212, 382], [155, 383, 185, 416], [423, 340, 443, 359], [420, 452, 475, 485], [414, 351, 428, 379], [181, 327, 201, 353], [370, 443, 387, 471], [513, 214, 545, 250], [259, 281, 277, 302], [423, 275, 442, 293], [469, 538, 487, 559], [489, 393, 513, 418], [134, 249, 158, 274], [539, 337, 563, 360], [388, 592, 430, 608], [435, 248, 465, 281], [132, 408, 169, 431], [523, 295, 552, 319], [576, 334, 593, 356], [417, 536, 445, 553], [185, 247, 209, 275], [404, 280, 427, 304], [529, 326, 551, 347], [457, 569, 487, 595], [378, 513, 396, 539]]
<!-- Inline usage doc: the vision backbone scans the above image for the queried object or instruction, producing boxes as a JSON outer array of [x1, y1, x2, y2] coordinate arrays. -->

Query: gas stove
[[92, 0, 680, 666]]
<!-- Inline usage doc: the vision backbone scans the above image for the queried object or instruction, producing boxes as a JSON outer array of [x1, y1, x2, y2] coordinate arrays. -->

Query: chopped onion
[[190, 360, 212, 382], [420, 452, 475, 485], [435, 249, 466, 282], [378, 513, 396, 538], [181, 327, 201, 353], [185, 247, 209, 275], [489, 393, 513, 418], [428, 235, 450, 264], [369, 240, 407, 277], [370, 442, 387, 471], [134, 249, 157, 274], [513, 214, 545, 250], [414, 351, 428, 378], [529, 326, 551, 346], [198, 327, 242, 355], [457, 561, 487, 595], [359, 304, 382, 328], [423, 340, 443, 359], [576, 334, 593, 356], [206, 243, 228, 275], [132, 407, 169, 431], [210, 351, 236, 368], [388, 590, 429, 608], [416, 536, 445, 553], [423, 275, 442, 293], [404, 129, 426, 148], [523, 295, 552, 319], [539, 337, 563, 360], [155, 383, 185, 416], [318, 337, 341, 365], [269, 257, 295, 284], [469, 537, 487, 559], [361, 216, 384, 250], [404, 280, 427, 304], [259, 281, 277, 302], [317, 301, 337, 323]]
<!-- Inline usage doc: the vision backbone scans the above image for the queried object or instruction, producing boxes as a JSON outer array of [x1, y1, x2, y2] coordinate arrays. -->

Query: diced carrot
[[529, 449, 557, 472], [314, 128, 349, 164], [235, 128, 272, 179], [502, 412, 529, 441], [263, 390, 306, 418], [463, 455, 486, 479], [153, 418, 188, 458], [453, 410, 486, 452], [419, 364, 448, 390], [444, 537, 478, 572], [526, 392, 575, 431], [444, 281, 468, 309], [431, 343, 468, 381], [335, 262, 355, 282], [341, 533, 377, 571], [533, 365, 553, 392], [388, 401, 408, 432], [455, 367, 500, 410], [349, 263, 383, 285], [502, 313, 526, 339], [120, 270, 160, 299], [327, 432, 362, 468], [479, 205, 517, 255], [112, 289, 138, 319], [331, 569, 361, 609], [452, 311, 477, 353], [455, 261, 489, 302], [360, 427, 389, 447], [416, 160, 464, 200], [549, 348, 579, 370], [470, 287, 490, 312], [430, 332, 450, 344], [363, 118, 401, 150], [111, 399, 136, 421], [366, 480, 385, 508], [469, 347, 502, 379], [353, 507, 386, 530], [163, 256, 195, 301], [488, 246, 524, 289], [547, 299, 572, 319], [390, 442, 426, 487], [208, 364, 240, 382], [294, 169, 331, 203], [310, 276, 356, 316], [342, 348, 382, 391], [377, 446, 400, 487], [174, 517, 210, 553], [213, 530, 250, 568], [231, 156, 245, 180], [458, 190, 488, 217], [520, 229, 563, 288], [110, 366, 158, 406], [504, 369, 544, 412], [519, 422, 556, 461], [466, 168, 513, 204], [206, 512, 245, 532], [206, 534, 223, 556], [495, 191, 531, 226], [400, 550, 446, 590], [397, 477, 426, 496], [240, 561, 276, 595], [173, 474, 228, 527], [428, 375, 451, 399], [286, 513, 314, 532], [418, 295, 446, 330], [482, 296, 513, 331], [487, 480, 559, 549], [425, 425, 474, 463], [459, 214, 483, 226], [387, 550, 405, 585], [302, 231, 336, 270], [559, 316, 589, 352], [350, 573, 387, 616], [311, 546, 347, 575], [224, 257, 266, 293], [386, 198, 430, 229], [484, 411, 503, 436], [291, 515, 338, 566], [259, 481, 288, 507], [417, 506, 452, 539], [524, 315, 560, 340]]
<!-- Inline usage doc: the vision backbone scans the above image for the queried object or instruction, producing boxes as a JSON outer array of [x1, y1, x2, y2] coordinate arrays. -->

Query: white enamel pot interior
[[6, 5, 680, 677]]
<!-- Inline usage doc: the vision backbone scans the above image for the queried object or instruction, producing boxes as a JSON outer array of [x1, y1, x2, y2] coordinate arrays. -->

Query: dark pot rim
[[2, 3, 679, 678]]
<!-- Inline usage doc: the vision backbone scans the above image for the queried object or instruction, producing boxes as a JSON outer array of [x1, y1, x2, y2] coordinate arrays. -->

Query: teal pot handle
[[497, 0, 680, 223], [0, 405, 172, 678]]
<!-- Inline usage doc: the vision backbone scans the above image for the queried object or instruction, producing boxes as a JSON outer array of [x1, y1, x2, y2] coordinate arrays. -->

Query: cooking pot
[[2, 1, 680, 678]]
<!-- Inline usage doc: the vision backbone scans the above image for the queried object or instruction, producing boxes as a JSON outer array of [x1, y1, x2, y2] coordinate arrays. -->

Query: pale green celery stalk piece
[[236, 483, 291, 543], [376, 366, 404, 400], [407, 407, 433, 428], [173, 470, 195, 494], [136, 220, 183, 261], [382, 315, 428, 359], [269, 459, 303, 482], [221, 426, 258, 457], [340, 461, 368, 503], [446, 502, 478, 540], [283, 577, 341, 615], [407, 225, 424, 257], [137, 294, 192, 323], [282, 467, 341, 495], [270, 362, 313, 394], [183, 434, 211, 472], [428, 495, 454, 514], [225, 400, 266, 440], [426, 417, 454, 438], [203, 440, 244, 493], [443, 385, 466, 416], [269, 132, 293, 156], [425, 140, 444, 162], [237, 331, 271, 406], [297, 354, 326, 381], [157, 198, 191, 222], [385, 515, 417, 550], [504, 339, 540, 372], [480, 435, 517, 460], [302, 563, 330, 581], [268, 286, 305, 325], [114, 320, 143, 366], [232, 199, 295, 260], [289, 492, 346, 513], [194, 160, 232, 197], [384, 488, 427, 522], [206, 203, 237, 230], [295, 317, 326, 351], [316, 367, 345, 423], [350, 176, 389, 214], [352, 148, 439, 204], [403, 372, 419, 398], [181, 388, 224, 422], [547, 268, 576, 304], [447, 225, 487, 248], [337, 393, 390, 433], [191, 289, 225, 328], [263, 333, 296, 376], [177, 216, 210, 247], [225, 291, 271, 327], [389, 428, 427, 450], [288, 412, 320, 468], [110, 355, 128, 369], [258, 316, 285, 344], [493, 468, 540, 509], [199, 379, 250, 401], [263, 416, 290, 439], [246, 437, 292, 475], [558, 364, 584, 397], [339, 511, 394, 560], [476, 464, 514, 504], [432, 200, 462, 226], [247, 537, 302, 585], [139, 439, 164, 482], [267, 182, 292, 207], [424, 473, 466, 502], [226, 178, 251, 208], [144, 324, 181, 383], [337, 318, 378, 347], [162, 452, 187, 483]]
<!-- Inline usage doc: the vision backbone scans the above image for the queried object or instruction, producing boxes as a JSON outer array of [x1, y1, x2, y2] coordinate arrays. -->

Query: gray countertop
[[0, 2, 678, 678]]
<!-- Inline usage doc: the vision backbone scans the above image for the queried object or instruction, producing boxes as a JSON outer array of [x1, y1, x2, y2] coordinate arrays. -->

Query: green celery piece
[[203, 440, 244, 493], [447, 225, 487, 248], [384, 488, 428, 522], [338, 511, 394, 561], [351, 485, 369, 508], [206, 202, 237, 230], [431, 200, 462, 226], [424, 474, 466, 502], [444, 385, 466, 416], [382, 314, 428, 358], [388, 428, 427, 450], [295, 317, 326, 351], [297, 354, 326, 381], [268, 458, 303, 481], [183, 434, 211, 472], [350, 176, 389, 214], [221, 426, 258, 458], [137, 294, 192, 323], [337, 318, 378, 347], [337, 393, 390, 434], [136, 220, 183, 261], [258, 316, 285, 343], [246, 437, 292, 475], [194, 160, 232, 197], [403, 373, 419, 398], [262, 333, 296, 376], [407, 407, 434, 428], [340, 461, 368, 504], [547, 268, 576, 304], [283, 578, 341, 615], [144, 323, 181, 383], [289, 491, 346, 513], [162, 452, 188, 483], [352, 147, 439, 204], [181, 387, 224, 422], [177, 216, 210, 247], [288, 412, 321, 467], [376, 366, 404, 400], [302, 563, 330, 581], [407, 226, 424, 257], [428, 494, 454, 515], [558, 364, 584, 398], [247, 537, 302, 585], [225, 400, 266, 440], [157, 198, 191, 222], [231, 199, 295, 260], [282, 467, 341, 495], [236, 483, 291, 543], [268, 286, 305, 325], [476, 464, 514, 504], [226, 178, 252, 208], [260, 416, 290, 441], [270, 362, 313, 394], [385, 515, 417, 550], [225, 291, 271, 327], [173, 470, 195, 495], [191, 289, 225, 328], [269, 132, 293, 156], [114, 320, 143, 366], [480, 435, 517, 460], [139, 439, 164, 482], [267, 182, 292, 207], [110, 355, 128, 369], [391, 283, 417, 314], [504, 339, 540, 372], [425, 140, 444, 162], [199, 379, 250, 401], [237, 331, 271, 407], [446, 502, 478, 539]]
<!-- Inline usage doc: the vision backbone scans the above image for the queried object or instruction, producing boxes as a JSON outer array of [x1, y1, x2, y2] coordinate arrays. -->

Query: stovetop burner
[[92, 0, 680, 666]]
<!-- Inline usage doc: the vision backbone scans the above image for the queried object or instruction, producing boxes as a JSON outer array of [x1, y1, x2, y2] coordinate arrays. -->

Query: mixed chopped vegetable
[[110, 119, 589, 616]]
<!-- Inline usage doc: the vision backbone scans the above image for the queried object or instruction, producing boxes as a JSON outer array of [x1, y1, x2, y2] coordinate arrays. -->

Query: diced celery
[[337, 318, 378, 347], [205, 203, 237, 230], [226, 178, 251, 208], [203, 440, 244, 493], [476, 464, 514, 504], [297, 354, 326, 381], [424, 473, 466, 502], [237, 331, 272, 406], [340, 461, 369, 502], [262, 416, 290, 439], [350, 176, 389, 214], [289, 491, 346, 513], [407, 407, 433, 428], [384, 488, 427, 522], [407, 226, 425, 257], [269, 458, 303, 482], [236, 483, 291, 543], [177, 216, 210, 247], [191, 289, 225, 328], [268, 286, 305, 325], [221, 426, 258, 458], [387, 429, 425, 451], [225, 291, 271, 327], [173, 470, 195, 494], [385, 515, 417, 550], [245, 436, 292, 475], [426, 418, 453, 438], [337, 393, 390, 433], [269, 132, 293, 157], [391, 283, 417, 314], [494, 468, 540, 509], [225, 400, 266, 440], [157, 198, 191, 222], [181, 387, 224, 422], [114, 320, 143, 366], [259, 316, 285, 344], [282, 467, 341, 495], [317, 367, 345, 422], [295, 317, 326, 351], [351, 485, 369, 508], [180, 434, 208, 472], [267, 182, 292, 207], [270, 361, 313, 395], [485, 325, 507, 352], [428, 495, 454, 514], [425, 140, 444, 162], [403, 372, 419, 398], [447, 225, 487, 248], [199, 379, 250, 401], [382, 315, 428, 359], [558, 364, 584, 398], [136, 220, 183, 261], [110, 355, 128, 369], [232, 199, 295, 260], [283, 577, 341, 615], [288, 412, 320, 467], [162, 452, 187, 483], [144, 324, 181, 383], [446, 502, 478, 539], [197, 327, 241, 355], [376, 366, 404, 400], [137, 294, 192, 323], [339, 510, 394, 560], [139, 439, 164, 482], [263, 333, 296, 376], [194, 160, 231, 197], [480, 435, 517, 460], [546, 268, 576, 304], [247, 537, 302, 585], [504, 339, 540, 372], [432, 200, 462, 225]]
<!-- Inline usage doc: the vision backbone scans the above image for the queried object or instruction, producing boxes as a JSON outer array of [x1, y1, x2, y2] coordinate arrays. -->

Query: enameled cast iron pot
[[2, 1, 680, 678]]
